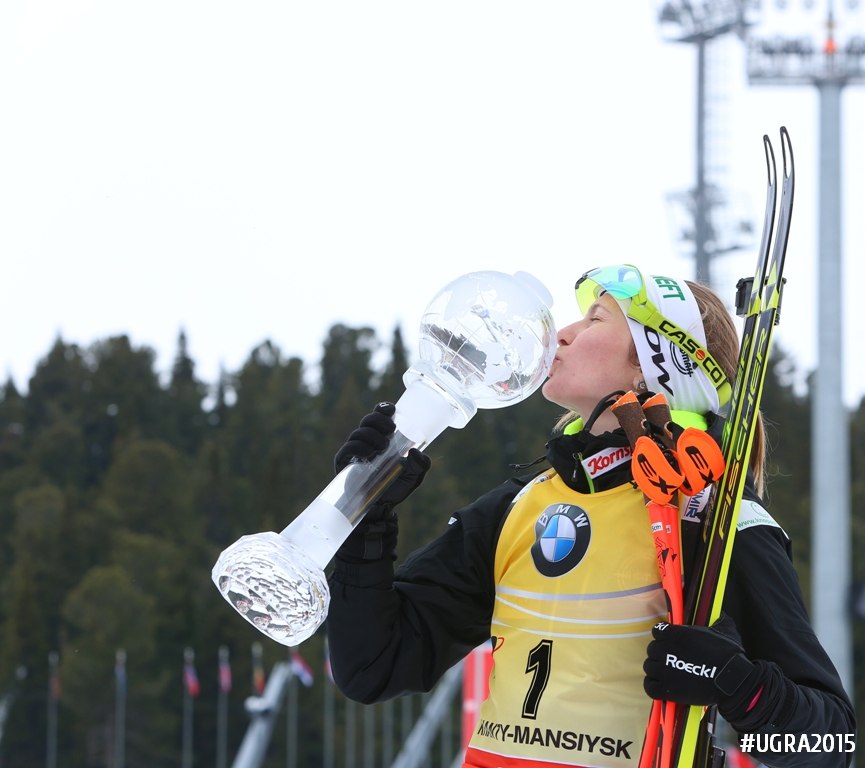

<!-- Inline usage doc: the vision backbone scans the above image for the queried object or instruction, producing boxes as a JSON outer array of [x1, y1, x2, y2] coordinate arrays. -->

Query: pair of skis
[[676, 125, 794, 768], [617, 127, 795, 768]]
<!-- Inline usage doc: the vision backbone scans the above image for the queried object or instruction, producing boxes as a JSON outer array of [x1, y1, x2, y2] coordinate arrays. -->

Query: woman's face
[[542, 292, 641, 427]]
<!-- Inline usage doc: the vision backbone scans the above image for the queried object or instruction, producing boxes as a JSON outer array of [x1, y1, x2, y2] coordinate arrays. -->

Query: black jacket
[[327, 428, 856, 767]]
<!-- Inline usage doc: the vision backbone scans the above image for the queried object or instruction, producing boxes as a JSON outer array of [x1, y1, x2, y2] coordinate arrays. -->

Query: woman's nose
[[557, 322, 579, 345]]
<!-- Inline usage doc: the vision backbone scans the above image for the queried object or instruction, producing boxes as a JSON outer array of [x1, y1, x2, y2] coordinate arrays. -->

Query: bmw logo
[[531, 503, 592, 577]]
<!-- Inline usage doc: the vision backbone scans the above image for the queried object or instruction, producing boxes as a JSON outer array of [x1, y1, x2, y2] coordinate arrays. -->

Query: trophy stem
[[280, 373, 476, 569], [211, 375, 478, 647]]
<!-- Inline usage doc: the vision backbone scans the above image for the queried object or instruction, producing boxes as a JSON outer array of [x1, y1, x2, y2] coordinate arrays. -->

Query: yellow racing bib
[[465, 471, 667, 768]]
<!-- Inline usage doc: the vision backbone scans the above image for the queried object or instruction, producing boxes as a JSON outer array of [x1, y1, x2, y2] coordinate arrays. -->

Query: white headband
[[622, 276, 721, 415]]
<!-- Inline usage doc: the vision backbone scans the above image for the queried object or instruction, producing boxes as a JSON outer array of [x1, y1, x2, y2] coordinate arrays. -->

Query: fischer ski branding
[[672, 128, 795, 768]]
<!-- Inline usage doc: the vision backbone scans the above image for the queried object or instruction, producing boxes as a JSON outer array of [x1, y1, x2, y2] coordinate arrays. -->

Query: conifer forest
[[0, 325, 861, 767]]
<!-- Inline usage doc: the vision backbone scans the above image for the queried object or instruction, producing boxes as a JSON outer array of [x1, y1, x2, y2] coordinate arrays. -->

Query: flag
[[183, 649, 200, 698], [461, 643, 493, 751], [115, 649, 127, 697], [251, 642, 266, 695], [48, 651, 61, 701], [323, 638, 334, 684], [290, 649, 314, 687], [726, 746, 761, 768], [218, 647, 232, 694]]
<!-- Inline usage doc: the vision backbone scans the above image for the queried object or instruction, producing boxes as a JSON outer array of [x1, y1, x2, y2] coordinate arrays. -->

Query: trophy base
[[212, 532, 329, 646]]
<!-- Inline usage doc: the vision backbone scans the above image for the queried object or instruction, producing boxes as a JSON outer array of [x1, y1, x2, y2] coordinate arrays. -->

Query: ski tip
[[780, 126, 794, 181], [762, 135, 776, 187]]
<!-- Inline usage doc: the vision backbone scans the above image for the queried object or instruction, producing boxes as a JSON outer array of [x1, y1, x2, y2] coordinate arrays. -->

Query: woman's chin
[[541, 382, 570, 410]]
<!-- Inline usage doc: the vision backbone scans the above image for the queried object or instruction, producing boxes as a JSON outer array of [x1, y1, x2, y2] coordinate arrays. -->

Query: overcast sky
[[2, 2, 863, 407]]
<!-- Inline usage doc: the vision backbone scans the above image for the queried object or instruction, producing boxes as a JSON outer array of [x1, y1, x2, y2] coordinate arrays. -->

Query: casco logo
[[646, 321, 696, 380], [657, 320, 725, 386], [665, 654, 717, 679]]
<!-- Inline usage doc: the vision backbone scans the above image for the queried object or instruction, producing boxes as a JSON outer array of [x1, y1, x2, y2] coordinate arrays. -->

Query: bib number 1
[[521, 639, 552, 719]]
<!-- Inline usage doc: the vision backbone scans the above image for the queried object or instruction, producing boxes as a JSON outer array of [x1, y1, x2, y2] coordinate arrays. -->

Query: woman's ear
[[633, 374, 647, 392]]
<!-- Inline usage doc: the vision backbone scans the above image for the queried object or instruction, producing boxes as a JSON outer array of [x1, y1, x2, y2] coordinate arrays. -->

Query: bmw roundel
[[531, 503, 592, 577]]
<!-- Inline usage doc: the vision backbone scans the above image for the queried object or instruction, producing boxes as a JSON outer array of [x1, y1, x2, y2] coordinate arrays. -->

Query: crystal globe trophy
[[212, 270, 556, 646]]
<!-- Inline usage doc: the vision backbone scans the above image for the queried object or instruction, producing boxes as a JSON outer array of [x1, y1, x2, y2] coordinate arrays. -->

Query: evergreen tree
[[318, 324, 378, 416], [195, 440, 241, 545], [0, 380, 31, 558], [759, 346, 812, 584], [209, 367, 232, 430], [30, 420, 87, 490], [374, 325, 412, 402], [23, 338, 87, 429], [0, 485, 67, 764], [166, 329, 208, 457], [0, 379, 27, 472], [101, 439, 198, 539], [80, 336, 166, 484], [60, 565, 165, 766]]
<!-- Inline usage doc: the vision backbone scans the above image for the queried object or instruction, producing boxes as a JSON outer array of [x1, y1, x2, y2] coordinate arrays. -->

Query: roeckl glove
[[643, 615, 763, 713], [334, 403, 431, 563]]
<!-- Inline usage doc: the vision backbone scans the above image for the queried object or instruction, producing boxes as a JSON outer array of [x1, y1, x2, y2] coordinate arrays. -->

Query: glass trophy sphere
[[412, 270, 556, 411]]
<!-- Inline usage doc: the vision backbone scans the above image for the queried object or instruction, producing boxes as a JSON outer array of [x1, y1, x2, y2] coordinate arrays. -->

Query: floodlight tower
[[657, 1, 757, 287], [747, 0, 864, 695]]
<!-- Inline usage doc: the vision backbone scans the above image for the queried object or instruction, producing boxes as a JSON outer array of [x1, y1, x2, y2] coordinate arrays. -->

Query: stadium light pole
[[656, 1, 756, 287], [747, 0, 864, 695]]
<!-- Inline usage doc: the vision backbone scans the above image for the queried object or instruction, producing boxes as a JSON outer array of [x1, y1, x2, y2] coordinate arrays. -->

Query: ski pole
[[611, 392, 685, 768]]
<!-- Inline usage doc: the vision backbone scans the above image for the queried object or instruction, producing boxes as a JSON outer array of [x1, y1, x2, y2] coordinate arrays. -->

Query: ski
[[673, 126, 795, 768]]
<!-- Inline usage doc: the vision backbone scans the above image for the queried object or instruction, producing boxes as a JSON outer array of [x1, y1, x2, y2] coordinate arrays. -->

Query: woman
[[326, 264, 855, 768]]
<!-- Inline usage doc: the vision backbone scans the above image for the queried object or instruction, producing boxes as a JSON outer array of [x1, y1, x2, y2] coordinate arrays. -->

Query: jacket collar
[[545, 427, 635, 493]]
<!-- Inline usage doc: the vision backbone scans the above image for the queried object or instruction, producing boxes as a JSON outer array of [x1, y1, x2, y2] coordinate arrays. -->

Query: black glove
[[643, 615, 762, 712], [335, 402, 398, 473], [334, 403, 431, 563]]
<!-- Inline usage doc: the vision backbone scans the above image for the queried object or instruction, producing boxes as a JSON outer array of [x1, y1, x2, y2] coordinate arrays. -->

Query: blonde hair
[[554, 279, 767, 496], [687, 280, 766, 496]]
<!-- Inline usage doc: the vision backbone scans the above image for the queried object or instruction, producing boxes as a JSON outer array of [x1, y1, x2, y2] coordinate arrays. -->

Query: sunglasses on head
[[575, 264, 732, 407]]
